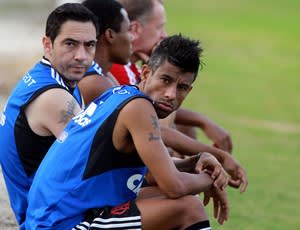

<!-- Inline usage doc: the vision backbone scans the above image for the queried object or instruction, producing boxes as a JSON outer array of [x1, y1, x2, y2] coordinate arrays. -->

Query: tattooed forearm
[[59, 99, 77, 124], [148, 132, 160, 141], [151, 114, 159, 129]]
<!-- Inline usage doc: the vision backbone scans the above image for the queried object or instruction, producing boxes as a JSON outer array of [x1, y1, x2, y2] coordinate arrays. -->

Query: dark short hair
[[45, 3, 99, 43], [82, 0, 124, 36], [118, 0, 163, 23], [148, 34, 203, 80]]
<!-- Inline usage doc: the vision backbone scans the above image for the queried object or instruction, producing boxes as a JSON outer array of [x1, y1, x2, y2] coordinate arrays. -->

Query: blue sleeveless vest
[[26, 85, 152, 230], [0, 58, 91, 227]]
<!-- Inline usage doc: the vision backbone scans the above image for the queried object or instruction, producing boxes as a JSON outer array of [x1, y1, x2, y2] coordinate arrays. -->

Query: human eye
[[85, 41, 96, 48], [161, 77, 169, 84], [160, 75, 171, 84], [65, 40, 75, 47], [178, 84, 189, 91]]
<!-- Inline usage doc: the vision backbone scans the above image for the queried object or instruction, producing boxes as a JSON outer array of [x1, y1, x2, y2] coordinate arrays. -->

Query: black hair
[[45, 3, 99, 43], [148, 34, 203, 80], [82, 0, 124, 36]]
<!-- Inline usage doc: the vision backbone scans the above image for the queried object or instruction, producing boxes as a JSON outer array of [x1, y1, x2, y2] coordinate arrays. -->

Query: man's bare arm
[[25, 88, 82, 138], [58, 99, 78, 125], [119, 98, 217, 198], [175, 107, 233, 153], [161, 125, 248, 193]]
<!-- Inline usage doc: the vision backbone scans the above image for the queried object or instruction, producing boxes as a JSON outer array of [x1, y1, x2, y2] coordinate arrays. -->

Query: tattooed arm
[[116, 98, 222, 198], [25, 88, 82, 137]]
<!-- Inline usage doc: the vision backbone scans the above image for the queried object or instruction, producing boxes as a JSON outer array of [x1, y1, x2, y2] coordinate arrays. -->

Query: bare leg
[[136, 187, 208, 230]]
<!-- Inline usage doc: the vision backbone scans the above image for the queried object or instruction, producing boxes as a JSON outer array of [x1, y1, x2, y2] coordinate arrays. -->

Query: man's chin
[[156, 110, 171, 119], [63, 74, 83, 87]]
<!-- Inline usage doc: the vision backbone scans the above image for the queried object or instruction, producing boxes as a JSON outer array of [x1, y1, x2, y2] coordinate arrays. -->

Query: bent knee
[[178, 195, 207, 220]]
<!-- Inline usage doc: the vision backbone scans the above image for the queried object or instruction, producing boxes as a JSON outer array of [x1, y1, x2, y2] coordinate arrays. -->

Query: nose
[[164, 85, 176, 100], [74, 45, 87, 61], [161, 29, 167, 40]]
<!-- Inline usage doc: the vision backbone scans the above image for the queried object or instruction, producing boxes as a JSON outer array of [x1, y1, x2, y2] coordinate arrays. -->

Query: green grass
[[1, 1, 299, 228], [164, 0, 300, 228]]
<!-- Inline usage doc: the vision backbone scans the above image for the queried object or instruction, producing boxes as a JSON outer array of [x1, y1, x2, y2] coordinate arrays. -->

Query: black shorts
[[72, 200, 141, 230]]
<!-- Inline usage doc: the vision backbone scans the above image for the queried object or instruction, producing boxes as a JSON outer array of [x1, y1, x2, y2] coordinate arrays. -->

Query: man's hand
[[135, 40, 161, 64], [202, 120, 233, 153], [203, 187, 229, 225], [221, 154, 248, 193], [134, 51, 150, 64], [195, 152, 228, 190]]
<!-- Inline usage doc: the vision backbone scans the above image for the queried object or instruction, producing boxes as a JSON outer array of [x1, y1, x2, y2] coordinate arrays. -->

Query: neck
[[44, 54, 76, 89], [95, 38, 114, 75], [94, 50, 112, 75]]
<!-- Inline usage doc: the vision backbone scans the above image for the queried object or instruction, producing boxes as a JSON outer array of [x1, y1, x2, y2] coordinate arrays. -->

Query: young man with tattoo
[[26, 35, 232, 230], [111, 0, 234, 155], [0, 3, 98, 228], [77, 0, 247, 193]]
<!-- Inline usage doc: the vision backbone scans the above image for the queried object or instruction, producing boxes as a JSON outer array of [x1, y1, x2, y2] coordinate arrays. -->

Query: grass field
[[0, 0, 299, 229], [164, 0, 300, 229]]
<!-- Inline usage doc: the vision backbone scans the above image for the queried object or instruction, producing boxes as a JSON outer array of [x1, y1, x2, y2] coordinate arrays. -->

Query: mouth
[[155, 101, 174, 113], [71, 66, 86, 73]]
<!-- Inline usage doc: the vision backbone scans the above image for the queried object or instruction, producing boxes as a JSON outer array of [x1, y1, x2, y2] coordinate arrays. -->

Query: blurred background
[[0, 0, 299, 229]]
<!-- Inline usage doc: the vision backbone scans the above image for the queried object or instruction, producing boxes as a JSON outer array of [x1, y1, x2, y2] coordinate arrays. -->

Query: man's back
[[26, 85, 151, 229]]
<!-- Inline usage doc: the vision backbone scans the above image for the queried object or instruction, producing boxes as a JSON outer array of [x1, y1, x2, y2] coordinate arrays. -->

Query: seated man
[[78, 0, 247, 191], [0, 3, 98, 228], [112, 0, 233, 154], [26, 35, 232, 230], [78, 0, 133, 106]]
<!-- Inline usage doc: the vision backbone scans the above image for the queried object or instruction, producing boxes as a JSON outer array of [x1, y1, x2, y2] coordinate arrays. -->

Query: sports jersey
[[84, 61, 103, 77], [0, 57, 89, 228], [26, 85, 152, 230], [110, 62, 140, 85]]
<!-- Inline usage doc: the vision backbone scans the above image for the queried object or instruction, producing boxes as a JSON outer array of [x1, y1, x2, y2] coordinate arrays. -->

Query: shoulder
[[79, 74, 114, 105], [80, 74, 114, 90], [25, 87, 81, 136], [29, 88, 79, 113], [119, 96, 155, 123]]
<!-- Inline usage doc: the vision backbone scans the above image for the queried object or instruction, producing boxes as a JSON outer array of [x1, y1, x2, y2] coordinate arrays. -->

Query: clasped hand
[[194, 152, 230, 225], [195, 152, 228, 190]]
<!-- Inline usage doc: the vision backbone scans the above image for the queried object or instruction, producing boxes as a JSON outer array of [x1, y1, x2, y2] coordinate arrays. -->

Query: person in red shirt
[[111, 0, 167, 85], [110, 62, 140, 85]]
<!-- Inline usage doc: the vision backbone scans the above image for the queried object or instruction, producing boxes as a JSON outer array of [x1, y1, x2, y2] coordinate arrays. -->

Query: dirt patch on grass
[[0, 171, 18, 229]]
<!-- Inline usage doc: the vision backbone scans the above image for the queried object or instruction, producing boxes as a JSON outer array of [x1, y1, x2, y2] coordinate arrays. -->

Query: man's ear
[[42, 36, 53, 55], [129, 20, 142, 42], [104, 28, 115, 44], [140, 64, 151, 81]]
